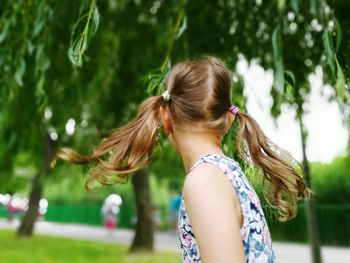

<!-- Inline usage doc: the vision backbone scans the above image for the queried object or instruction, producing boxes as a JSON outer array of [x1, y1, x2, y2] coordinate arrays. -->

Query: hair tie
[[162, 90, 170, 102], [228, 105, 239, 115]]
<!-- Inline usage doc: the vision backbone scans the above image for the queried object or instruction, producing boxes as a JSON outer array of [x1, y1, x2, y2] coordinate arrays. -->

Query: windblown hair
[[53, 55, 309, 221]]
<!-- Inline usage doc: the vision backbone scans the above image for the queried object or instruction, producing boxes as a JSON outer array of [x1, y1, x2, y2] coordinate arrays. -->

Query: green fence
[[266, 204, 350, 246], [44, 202, 136, 228], [43, 203, 168, 229], [45, 203, 103, 225], [0, 205, 6, 218]]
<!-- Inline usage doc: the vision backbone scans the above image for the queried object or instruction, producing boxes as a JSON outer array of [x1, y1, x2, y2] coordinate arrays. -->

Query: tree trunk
[[17, 132, 55, 237], [129, 168, 154, 252], [16, 170, 44, 237], [298, 115, 323, 263]]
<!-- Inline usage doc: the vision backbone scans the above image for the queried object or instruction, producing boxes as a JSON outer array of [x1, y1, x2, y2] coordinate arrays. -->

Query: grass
[[0, 230, 179, 263]]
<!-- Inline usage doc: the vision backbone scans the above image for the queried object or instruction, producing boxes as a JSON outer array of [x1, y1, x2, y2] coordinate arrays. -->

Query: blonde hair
[[53, 55, 309, 221]]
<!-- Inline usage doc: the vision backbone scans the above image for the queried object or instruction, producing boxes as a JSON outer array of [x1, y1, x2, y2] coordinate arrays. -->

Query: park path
[[1, 219, 349, 263]]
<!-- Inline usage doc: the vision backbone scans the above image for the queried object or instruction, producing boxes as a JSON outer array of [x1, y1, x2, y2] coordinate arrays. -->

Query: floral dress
[[177, 153, 275, 263]]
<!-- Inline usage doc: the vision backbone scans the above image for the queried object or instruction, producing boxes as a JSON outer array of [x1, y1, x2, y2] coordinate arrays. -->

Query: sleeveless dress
[[177, 153, 275, 263]]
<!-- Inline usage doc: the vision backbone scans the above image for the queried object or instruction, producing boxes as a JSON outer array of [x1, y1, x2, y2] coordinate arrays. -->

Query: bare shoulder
[[182, 162, 245, 262]]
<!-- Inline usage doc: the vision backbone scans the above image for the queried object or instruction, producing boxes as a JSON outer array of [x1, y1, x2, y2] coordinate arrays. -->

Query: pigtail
[[52, 96, 164, 189], [235, 112, 310, 221]]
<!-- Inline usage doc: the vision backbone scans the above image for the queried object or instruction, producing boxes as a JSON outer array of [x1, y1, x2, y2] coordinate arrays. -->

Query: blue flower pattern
[[177, 154, 275, 262]]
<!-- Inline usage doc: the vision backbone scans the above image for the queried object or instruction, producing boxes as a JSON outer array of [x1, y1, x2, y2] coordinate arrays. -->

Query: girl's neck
[[172, 128, 225, 173]]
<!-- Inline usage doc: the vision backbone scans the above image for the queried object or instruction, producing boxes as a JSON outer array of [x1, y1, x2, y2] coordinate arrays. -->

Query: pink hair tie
[[228, 105, 239, 115]]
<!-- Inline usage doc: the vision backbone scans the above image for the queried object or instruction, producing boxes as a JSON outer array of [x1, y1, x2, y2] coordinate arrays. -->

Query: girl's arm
[[183, 163, 246, 263]]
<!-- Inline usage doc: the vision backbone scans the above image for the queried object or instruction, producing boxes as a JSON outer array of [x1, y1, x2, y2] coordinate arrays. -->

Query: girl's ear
[[225, 111, 235, 133], [159, 106, 173, 134], [229, 111, 235, 125]]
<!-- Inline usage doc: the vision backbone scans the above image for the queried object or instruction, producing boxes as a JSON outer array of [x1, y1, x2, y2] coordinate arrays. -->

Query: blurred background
[[0, 0, 349, 262]]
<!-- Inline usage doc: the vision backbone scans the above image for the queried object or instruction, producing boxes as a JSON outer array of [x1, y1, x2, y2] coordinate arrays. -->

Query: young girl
[[54, 56, 309, 262]]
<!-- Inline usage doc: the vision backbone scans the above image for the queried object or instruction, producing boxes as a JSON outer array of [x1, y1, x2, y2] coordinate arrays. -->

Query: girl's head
[[161, 56, 233, 134], [54, 55, 309, 221]]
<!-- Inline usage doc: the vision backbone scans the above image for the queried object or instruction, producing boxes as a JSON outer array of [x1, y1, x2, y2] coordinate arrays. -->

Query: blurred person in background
[[103, 206, 117, 236], [101, 194, 122, 236], [169, 190, 182, 231], [6, 194, 26, 222]]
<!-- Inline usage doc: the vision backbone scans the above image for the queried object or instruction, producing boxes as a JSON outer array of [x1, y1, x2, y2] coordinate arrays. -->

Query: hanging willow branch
[[272, 24, 284, 93], [144, 0, 188, 96], [68, 0, 100, 67]]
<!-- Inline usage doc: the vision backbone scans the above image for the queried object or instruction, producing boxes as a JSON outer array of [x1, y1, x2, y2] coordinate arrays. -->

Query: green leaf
[[335, 56, 346, 99], [35, 72, 47, 110], [87, 5, 100, 41], [27, 41, 35, 55], [285, 70, 295, 86], [291, 0, 300, 14], [334, 17, 342, 52], [176, 15, 187, 39], [36, 72, 45, 98], [270, 88, 282, 118], [272, 26, 281, 62], [0, 21, 10, 44], [33, 18, 44, 37], [272, 25, 284, 92], [310, 0, 319, 18], [35, 45, 50, 76], [277, 0, 286, 11], [322, 30, 336, 76], [143, 60, 171, 96], [284, 80, 294, 103], [15, 59, 26, 86], [68, 0, 100, 67]]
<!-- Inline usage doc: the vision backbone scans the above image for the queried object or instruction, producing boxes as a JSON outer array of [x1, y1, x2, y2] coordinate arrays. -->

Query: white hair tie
[[162, 90, 170, 102]]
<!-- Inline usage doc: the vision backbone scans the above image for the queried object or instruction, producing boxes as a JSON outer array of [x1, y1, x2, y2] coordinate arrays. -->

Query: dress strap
[[187, 153, 239, 175]]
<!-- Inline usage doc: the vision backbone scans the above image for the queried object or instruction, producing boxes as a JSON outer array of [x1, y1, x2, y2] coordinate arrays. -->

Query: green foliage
[[323, 29, 337, 76], [272, 25, 284, 93], [143, 61, 171, 96], [335, 57, 347, 100], [150, 141, 184, 192], [0, 0, 349, 210], [43, 163, 135, 204], [0, 152, 37, 193], [68, 0, 100, 67], [143, 2, 187, 97], [268, 204, 350, 246], [264, 0, 350, 121], [311, 154, 350, 203]]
